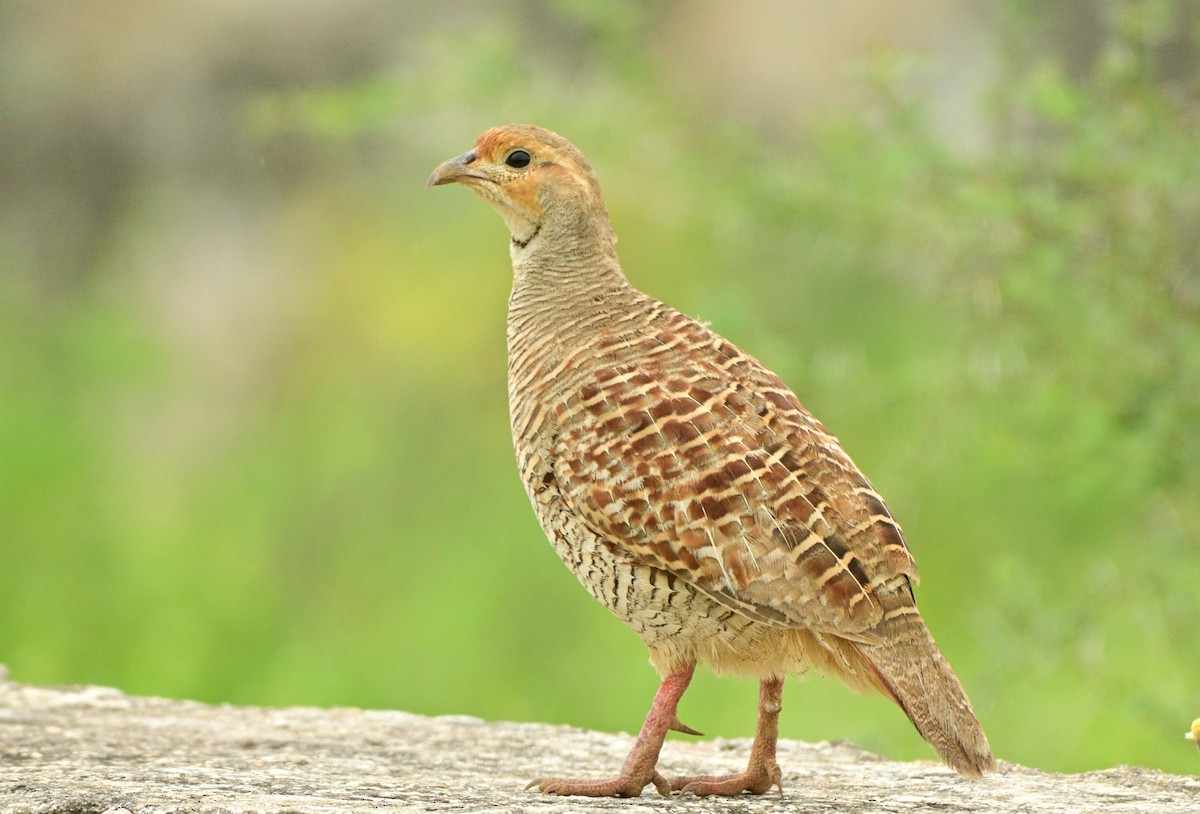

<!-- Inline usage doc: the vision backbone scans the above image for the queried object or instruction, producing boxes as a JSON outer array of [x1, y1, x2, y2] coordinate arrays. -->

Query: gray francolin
[[428, 124, 995, 797]]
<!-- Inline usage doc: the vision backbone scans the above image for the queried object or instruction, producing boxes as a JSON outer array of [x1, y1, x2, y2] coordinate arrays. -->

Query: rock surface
[[0, 665, 1195, 813]]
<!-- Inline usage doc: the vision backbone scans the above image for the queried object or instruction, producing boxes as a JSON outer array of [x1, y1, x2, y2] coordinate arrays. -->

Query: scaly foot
[[668, 762, 782, 796], [670, 675, 785, 796], [527, 664, 696, 798], [526, 771, 671, 797]]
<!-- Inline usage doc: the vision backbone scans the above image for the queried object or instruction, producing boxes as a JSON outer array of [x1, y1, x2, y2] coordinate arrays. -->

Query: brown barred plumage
[[429, 124, 995, 797]]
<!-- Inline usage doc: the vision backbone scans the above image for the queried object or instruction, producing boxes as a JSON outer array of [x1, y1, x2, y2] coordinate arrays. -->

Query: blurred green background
[[2, 0, 1198, 778]]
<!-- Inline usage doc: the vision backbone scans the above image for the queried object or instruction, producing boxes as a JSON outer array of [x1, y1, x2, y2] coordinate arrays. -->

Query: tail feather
[[855, 609, 996, 778]]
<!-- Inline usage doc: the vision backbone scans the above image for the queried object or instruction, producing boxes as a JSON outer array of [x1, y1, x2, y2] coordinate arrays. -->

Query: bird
[[427, 124, 995, 797], [1188, 718, 1199, 751]]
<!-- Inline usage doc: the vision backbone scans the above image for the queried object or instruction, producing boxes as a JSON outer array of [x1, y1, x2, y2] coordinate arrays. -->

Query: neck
[[507, 224, 641, 345]]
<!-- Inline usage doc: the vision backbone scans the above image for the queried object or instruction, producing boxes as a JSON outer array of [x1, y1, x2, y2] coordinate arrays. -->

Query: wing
[[550, 313, 918, 635]]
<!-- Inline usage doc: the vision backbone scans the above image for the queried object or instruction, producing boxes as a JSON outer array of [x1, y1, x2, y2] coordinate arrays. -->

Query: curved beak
[[426, 150, 479, 188]]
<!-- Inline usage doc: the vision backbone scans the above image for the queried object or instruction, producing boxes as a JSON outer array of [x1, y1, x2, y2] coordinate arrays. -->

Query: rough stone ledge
[[0, 665, 1195, 814]]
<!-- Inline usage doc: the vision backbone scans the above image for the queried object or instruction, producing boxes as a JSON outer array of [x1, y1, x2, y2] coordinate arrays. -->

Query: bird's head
[[427, 124, 615, 255]]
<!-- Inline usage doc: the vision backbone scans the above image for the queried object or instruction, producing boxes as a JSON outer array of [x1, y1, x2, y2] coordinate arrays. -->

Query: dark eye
[[505, 149, 531, 168]]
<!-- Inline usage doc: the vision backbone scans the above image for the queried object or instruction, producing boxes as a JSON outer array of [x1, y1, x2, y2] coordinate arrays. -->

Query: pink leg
[[669, 675, 784, 796], [527, 663, 696, 797]]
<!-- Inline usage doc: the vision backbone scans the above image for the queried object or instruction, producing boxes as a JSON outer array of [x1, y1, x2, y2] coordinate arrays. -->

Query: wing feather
[[550, 311, 918, 635]]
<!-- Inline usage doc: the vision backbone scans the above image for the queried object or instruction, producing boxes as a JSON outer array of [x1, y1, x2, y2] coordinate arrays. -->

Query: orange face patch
[[471, 127, 569, 220], [502, 172, 543, 220]]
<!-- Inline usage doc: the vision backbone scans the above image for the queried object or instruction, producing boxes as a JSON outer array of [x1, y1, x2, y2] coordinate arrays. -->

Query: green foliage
[[2, 0, 1198, 778]]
